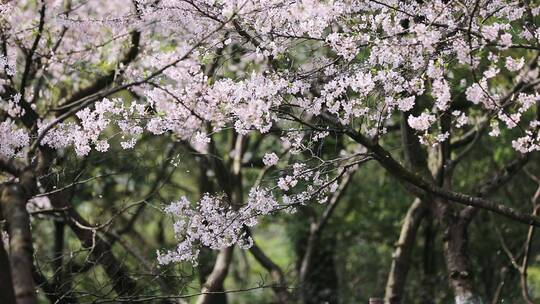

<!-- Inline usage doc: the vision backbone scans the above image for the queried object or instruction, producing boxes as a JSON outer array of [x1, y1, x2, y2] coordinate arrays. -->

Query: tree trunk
[[0, 183, 37, 304], [197, 247, 227, 304], [439, 206, 481, 304], [295, 216, 339, 304], [51, 220, 78, 303], [384, 198, 426, 304], [300, 239, 339, 304], [197, 246, 234, 304], [0, 232, 16, 304], [421, 214, 436, 304]]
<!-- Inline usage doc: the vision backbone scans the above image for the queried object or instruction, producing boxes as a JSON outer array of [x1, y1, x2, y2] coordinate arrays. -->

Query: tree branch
[[248, 238, 291, 303], [342, 126, 540, 226]]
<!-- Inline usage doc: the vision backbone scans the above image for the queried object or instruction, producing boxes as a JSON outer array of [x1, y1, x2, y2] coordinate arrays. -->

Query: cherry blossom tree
[[1, 0, 540, 303]]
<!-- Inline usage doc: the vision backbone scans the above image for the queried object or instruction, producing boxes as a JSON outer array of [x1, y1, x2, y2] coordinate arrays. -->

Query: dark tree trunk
[[295, 223, 339, 304], [198, 247, 228, 304], [385, 198, 426, 303], [421, 214, 436, 304], [0, 183, 37, 304], [437, 203, 481, 304], [302, 241, 339, 304], [0, 233, 16, 304], [197, 247, 233, 304]]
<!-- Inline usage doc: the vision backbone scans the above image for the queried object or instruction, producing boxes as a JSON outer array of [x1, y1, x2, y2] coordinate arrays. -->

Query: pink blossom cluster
[[157, 187, 278, 264], [2, 0, 540, 266], [0, 119, 29, 159]]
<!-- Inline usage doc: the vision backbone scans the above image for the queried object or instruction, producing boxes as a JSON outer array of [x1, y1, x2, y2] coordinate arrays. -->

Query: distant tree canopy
[[1, 1, 540, 303]]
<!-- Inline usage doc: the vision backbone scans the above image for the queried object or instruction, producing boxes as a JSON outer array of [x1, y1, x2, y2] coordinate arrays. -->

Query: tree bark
[[0, 183, 37, 304], [421, 214, 436, 304], [295, 208, 339, 304], [438, 203, 481, 304], [384, 198, 427, 304], [196, 246, 234, 304], [50, 220, 77, 303], [299, 238, 339, 304], [0, 232, 16, 304]]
